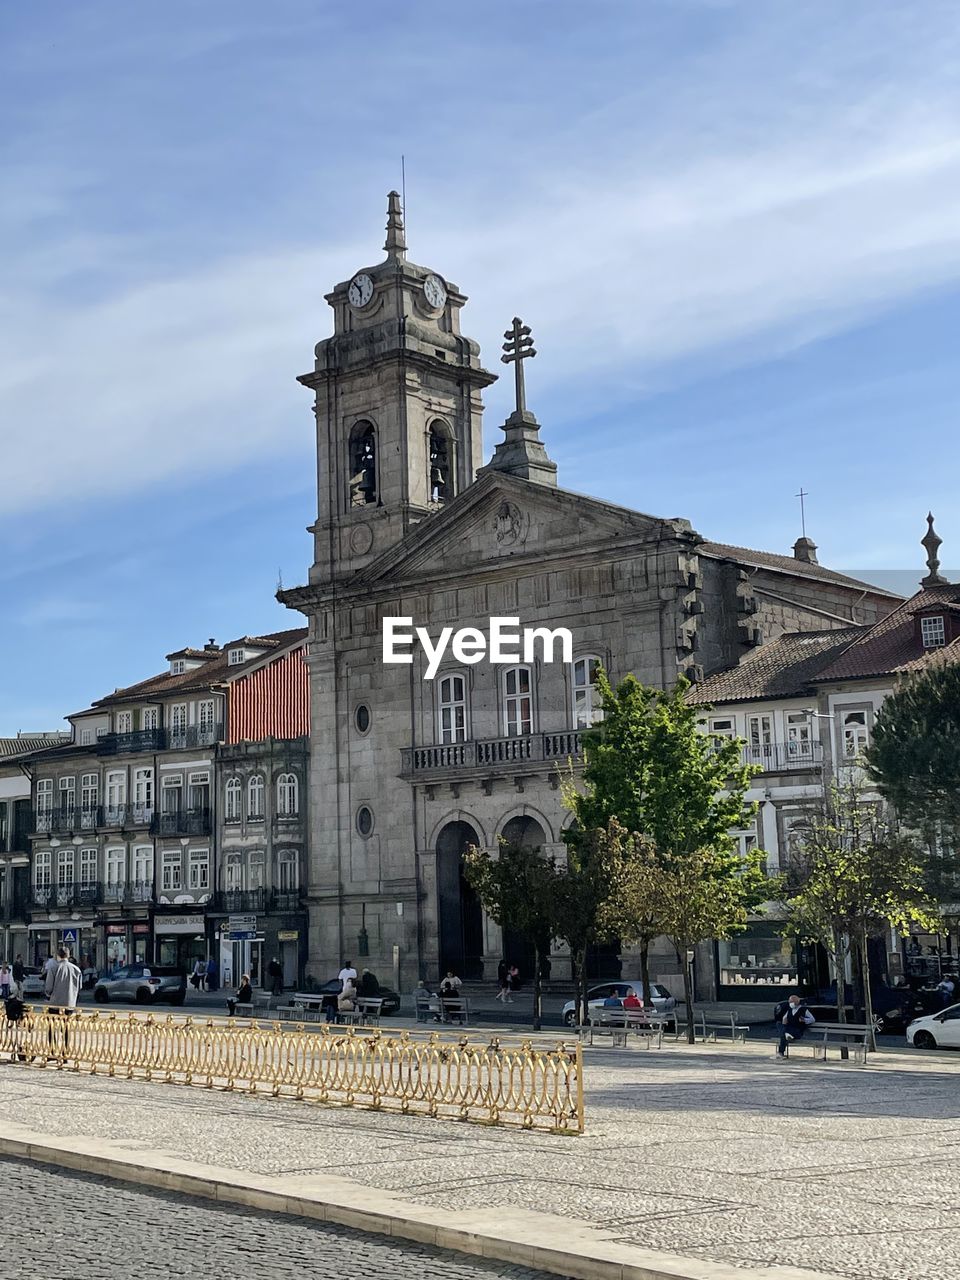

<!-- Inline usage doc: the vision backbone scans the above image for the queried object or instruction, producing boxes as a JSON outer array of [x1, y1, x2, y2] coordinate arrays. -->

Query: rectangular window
[[921, 616, 946, 648], [34, 849, 52, 888], [170, 660, 185, 675], [79, 847, 98, 885], [161, 849, 182, 891], [248, 850, 265, 891], [105, 846, 126, 887], [228, 648, 246, 666], [36, 780, 53, 830], [198, 700, 215, 729], [188, 771, 210, 813], [116, 710, 133, 734], [105, 770, 126, 820], [277, 850, 299, 893], [225, 854, 243, 891], [170, 704, 188, 747], [133, 844, 154, 888], [224, 779, 242, 822], [161, 774, 183, 813], [133, 767, 154, 813], [56, 847, 74, 887], [503, 666, 533, 737], [59, 776, 76, 815], [746, 714, 773, 762], [786, 712, 813, 759], [842, 709, 869, 759], [141, 708, 159, 729], [709, 716, 736, 739], [572, 656, 603, 728], [438, 674, 467, 744], [188, 849, 210, 890], [80, 728, 93, 746]]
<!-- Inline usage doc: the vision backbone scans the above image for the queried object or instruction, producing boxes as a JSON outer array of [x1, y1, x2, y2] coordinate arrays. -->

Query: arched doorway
[[436, 821, 484, 980], [499, 816, 547, 984]]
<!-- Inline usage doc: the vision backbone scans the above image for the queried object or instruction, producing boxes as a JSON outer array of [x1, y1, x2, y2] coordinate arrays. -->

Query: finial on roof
[[384, 190, 406, 260], [792, 536, 819, 565], [480, 316, 557, 487], [921, 512, 949, 587]]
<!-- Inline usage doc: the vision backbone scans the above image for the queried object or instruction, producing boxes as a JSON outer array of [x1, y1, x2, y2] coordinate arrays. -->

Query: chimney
[[793, 537, 818, 565], [205, 638, 218, 651]]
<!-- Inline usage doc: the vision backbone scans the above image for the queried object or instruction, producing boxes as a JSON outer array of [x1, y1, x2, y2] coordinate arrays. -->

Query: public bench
[[338, 997, 383, 1027], [437, 996, 469, 1025], [670, 1010, 749, 1044], [583, 1007, 663, 1049], [777, 1021, 872, 1065]]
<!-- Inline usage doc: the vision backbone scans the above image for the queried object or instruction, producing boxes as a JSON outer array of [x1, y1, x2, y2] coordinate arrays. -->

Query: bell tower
[[298, 193, 497, 583]]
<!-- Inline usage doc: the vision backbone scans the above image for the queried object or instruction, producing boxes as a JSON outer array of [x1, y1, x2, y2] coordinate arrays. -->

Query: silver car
[[94, 964, 186, 1006], [562, 981, 676, 1027]]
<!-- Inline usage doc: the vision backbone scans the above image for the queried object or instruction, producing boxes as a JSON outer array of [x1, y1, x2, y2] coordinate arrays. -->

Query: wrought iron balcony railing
[[401, 730, 583, 778], [97, 728, 167, 755], [32, 881, 102, 910], [739, 742, 823, 772], [166, 723, 224, 751], [101, 880, 154, 905], [150, 808, 212, 837]]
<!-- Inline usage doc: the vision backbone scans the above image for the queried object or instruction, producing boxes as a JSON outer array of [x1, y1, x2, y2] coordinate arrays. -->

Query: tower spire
[[921, 512, 949, 586], [384, 190, 406, 260]]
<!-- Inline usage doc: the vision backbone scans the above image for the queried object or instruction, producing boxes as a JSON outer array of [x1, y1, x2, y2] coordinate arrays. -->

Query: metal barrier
[[0, 1008, 584, 1135]]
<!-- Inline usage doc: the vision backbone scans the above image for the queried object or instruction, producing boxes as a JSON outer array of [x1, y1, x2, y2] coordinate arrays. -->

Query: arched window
[[348, 421, 378, 507], [224, 777, 241, 823], [503, 666, 533, 736], [247, 774, 265, 820], [572, 656, 603, 728], [277, 849, 300, 893], [438, 673, 467, 744], [428, 423, 452, 505], [225, 852, 243, 891], [276, 772, 299, 818]]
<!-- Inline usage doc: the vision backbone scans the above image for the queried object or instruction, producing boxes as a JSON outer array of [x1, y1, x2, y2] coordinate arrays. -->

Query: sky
[[1, 1, 959, 735]]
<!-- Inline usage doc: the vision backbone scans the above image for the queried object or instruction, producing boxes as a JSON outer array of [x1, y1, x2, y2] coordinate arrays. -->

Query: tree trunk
[[861, 927, 877, 1053], [574, 943, 589, 1028], [532, 943, 542, 1032], [681, 946, 695, 1044], [833, 930, 847, 1024], [639, 939, 652, 1009], [851, 938, 866, 1023]]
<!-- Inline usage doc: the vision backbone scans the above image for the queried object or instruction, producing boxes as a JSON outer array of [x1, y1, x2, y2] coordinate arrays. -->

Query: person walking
[[496, 960, 509, 1003], [778, 993, 815, 1057], [267, 957, 284, 997], [507, 965, 521, 999], [44, 946, 82, 1059], [11, 955, 25, 1000], [205, 956, 219, 992], [0, 966, 11, 1000], [191, 958, 206, 991]]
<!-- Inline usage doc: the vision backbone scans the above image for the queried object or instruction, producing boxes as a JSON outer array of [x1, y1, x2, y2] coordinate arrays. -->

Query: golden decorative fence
[[0, 1008, 584, 1135]]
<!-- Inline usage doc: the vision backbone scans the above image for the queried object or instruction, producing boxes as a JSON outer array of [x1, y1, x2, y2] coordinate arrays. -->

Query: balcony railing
[[32, 882, 102, 910], [214, 888, 267, 913], [401, 730, 583, 778], [271, 890, 304, 913], [101, 881, 154, 905], [740, 742, 823, 772], [150, 808, 212, 837], [97, 728, 167, 755], [166, 724, 224, 751]]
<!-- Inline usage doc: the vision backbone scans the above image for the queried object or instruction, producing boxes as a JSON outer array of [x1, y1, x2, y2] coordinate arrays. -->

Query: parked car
[[562, 982, 676, 1027], [313, 978, 401, 1015], [906, 1003, 960, 1051], [81, 965, 99, 990], [94, 964, 186, 1006], [21, 966, 46, 998]]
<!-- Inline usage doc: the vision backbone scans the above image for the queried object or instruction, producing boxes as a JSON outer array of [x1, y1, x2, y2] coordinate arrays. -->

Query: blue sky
[[2, 1, 958, 735]]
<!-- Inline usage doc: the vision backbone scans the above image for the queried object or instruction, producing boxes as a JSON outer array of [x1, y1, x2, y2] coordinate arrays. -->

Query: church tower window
[[428, 423, 452, 506], [349, 422, 378, 507]]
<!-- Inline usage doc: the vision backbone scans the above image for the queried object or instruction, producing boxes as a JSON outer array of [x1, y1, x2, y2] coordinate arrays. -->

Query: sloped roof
[[89, 628, 308, 708], [816, 584, 960, 681], [688, 627, 867, 706], [0, 733, 71, 760], [699, 541, 901, 597]]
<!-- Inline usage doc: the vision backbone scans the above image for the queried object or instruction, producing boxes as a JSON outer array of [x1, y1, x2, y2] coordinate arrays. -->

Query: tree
[[462, 841, 560, 1031], [562, 670, 762, 1023], [866, 664, 960, 858], [601, 832, 769, 1041], [783, 777, 939, 1050], [551, 821, 623, 1027]]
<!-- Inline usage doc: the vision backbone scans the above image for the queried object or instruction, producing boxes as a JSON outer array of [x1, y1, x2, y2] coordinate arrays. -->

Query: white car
[[562, 981, 676, 1027], [21, 967, 47, 998], [906, 1002, 960, 1050]]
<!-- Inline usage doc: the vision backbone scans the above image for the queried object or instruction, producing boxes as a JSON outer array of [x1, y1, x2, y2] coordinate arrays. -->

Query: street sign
[[228, 914, 257, 932], [61, 929, 78, 944], [227, 930, 256, 941]]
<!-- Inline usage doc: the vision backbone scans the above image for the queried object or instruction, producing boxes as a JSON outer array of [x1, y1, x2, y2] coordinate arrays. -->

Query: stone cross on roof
[[501, 317, 536, 417]]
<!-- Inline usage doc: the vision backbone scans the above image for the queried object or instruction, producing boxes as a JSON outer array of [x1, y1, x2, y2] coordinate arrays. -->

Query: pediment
[[354, 472, 696, 588]]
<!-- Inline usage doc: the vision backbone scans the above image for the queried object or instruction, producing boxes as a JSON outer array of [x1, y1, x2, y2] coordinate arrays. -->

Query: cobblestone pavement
[[1, 1157, 556, 1279], [2, 1041, 960, 1279]]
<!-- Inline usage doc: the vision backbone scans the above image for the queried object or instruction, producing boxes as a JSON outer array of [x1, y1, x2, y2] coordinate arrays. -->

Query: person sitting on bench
[[227, 974, 253, 1017], [778, 993, 815, 1056]]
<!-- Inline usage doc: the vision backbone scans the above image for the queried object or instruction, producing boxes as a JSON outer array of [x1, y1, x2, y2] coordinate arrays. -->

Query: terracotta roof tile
[[816, 584, 960, 681], [688, 627, 866, 705]]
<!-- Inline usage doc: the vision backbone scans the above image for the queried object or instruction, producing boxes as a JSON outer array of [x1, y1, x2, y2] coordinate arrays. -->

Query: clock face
[[423, 274, 447, 310], [348, 273, 374, 308]]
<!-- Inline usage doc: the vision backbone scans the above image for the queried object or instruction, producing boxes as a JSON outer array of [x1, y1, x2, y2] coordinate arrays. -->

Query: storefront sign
[[106, 924, 126, 935], [277, 930, 299, 942], [133, 923, 150, 935], [154, 913, 205, 935]]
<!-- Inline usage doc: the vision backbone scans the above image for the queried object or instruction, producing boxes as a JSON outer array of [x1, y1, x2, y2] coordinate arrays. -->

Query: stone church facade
[[280, 195, 898, 991]]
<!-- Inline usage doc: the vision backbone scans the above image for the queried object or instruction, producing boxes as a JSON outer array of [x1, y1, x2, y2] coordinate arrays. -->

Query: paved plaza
[[1, 1037, 958, 1279]]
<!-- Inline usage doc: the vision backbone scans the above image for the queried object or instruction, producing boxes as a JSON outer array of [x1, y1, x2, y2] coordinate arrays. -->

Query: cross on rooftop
[[501, 317, 536, 417]]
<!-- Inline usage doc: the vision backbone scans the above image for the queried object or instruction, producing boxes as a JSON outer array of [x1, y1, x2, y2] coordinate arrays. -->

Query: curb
[[0, 1126, 845, 1280]]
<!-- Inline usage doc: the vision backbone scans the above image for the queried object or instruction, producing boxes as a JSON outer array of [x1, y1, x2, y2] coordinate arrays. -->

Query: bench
[[438, 996, 469, 1025], [341, 997, 383, 1027], [670, 1011, 749, 1044], [583, 1008, 662, 1049], [276, 1002, 322, 1024], [414, 994, 433, 1023], [777, 1021, 872, 1065]]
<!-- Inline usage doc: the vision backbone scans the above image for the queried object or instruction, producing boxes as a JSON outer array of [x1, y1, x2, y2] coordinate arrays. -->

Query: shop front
[[29, 919, 96, 970], [715, 921, 825, 1002], [153, 911, 210, 975], [102, 921, 151, 973]]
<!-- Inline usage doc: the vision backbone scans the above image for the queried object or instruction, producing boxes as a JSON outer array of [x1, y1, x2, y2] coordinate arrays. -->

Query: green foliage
[[462, 841, 559, 954], [866, 664, 960, 846]]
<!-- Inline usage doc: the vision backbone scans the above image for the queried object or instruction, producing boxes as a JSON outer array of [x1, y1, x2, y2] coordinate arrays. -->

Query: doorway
[[436, 821, 483, 980]]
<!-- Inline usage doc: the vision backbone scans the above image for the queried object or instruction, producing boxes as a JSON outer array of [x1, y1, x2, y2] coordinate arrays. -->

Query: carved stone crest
[[493, 501, 527, 547], [349, 524, 374, 556]]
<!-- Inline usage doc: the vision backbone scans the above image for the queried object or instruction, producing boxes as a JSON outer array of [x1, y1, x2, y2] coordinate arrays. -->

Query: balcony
[[150, 808, 212, 837], [739, 742, 823, 773], [32, 882, 102, 910], [101, 881, 154, 906], [166, 723, 224, 751], [271, 890, 305, 913], [400, 730, 584, 780], [97, 728, 167, 756], [213, 888, 267, 913]]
